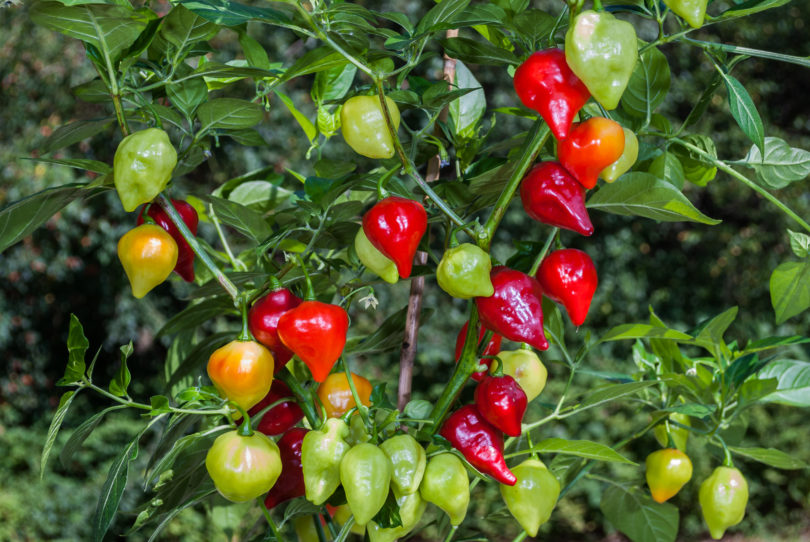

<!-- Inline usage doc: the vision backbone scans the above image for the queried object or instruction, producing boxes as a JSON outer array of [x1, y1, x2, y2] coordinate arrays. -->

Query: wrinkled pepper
[[317, 372, 373, 419], [301, 418, 351, 505], [207, 339, 274, 413], [419, 453, 470, 526], [380, 434, 427, 496], [136, 199, 198, 282], [248, 285, 302, 370], [114, 128, 177, 212], [500, 458, 560, 537], [205, 429, 281, 503], [277, 300, 349, 382], [699, 466, 749, 539], [520, 162, 593, 236], [368, 491, 426, 542], [362, 196, 427, 279], [264, 427, 309, 509], [536, 248, 598, 327], [474, 374, 527, 437], [437, 243, 495, 299], [339, 443, 393, 526]]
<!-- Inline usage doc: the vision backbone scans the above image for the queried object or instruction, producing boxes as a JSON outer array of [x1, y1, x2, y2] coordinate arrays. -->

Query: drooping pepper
[[454, 322, 504, 381], [354, 227, 399, 284], [699, 466, 749, 539], [475, 267, 549, 352], [117, 224, 179, 299], [419, 453, 470, 526], [379, 434, 427, 496], [520, 162, 593, 236], [565, 10, 638, 110], [646, 448, 693, 503], [500, 458, 560, 537], [113, 128, 177, 212], [301, 418, 351, 505], [339, 443, 393, 526], [663, 0, 708, 28], [362, 196, 427, 279], [341, 95, 401, 159], [653, 412, 691, 451], [474, 374, 527, 437], [205, 429, 282, 503], [600, 127, 639, 182], [136, 199, 198, 282], [513, 48, 591, 141], [264, 427, 309, 509], [249, 380, 304, 436], [495, 349, 548, 403], [367, 491, 426, 542], [277, 300, 349, 382], [536, 248, 598, 327], [207, 339, 274, 413], [439, 404, 516, 485], [248, 285, 302, 371], [437, 243, 495, 299], [316, 372, 373, 419], [558, 117, 626, 190]]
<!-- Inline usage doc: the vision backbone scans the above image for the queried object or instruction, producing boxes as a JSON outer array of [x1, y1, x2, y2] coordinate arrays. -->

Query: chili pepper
[[513, 49, 591, 141], [316, 372, 373, 419], [339, 443, 393, 526], [264, 427, 309, 509], [301, 418, 351, 505], [292, 515, 320, 542], [420, 453, 470, 526], [207, 340, 275, 413], [558, 117, 626, 190], [474, 374, 527, 437], [355, 227, 399, 284], [600, 127, 639, 183], [248, 380, 304, 436], [437, 243, 495, 299], [654, 413, 691, 451], [368, 492, 426, 542], [454, 322, 504, 382], [495, 349, 548, 402], [341, 95, 401, 159], [362, 196, 427, 279], [136, 199, 198, 282], [664, 0, 708, 28], [565, 10, 638, 110], [248, 286, 302, 371], [114, 128, 177, 212], [500, 458, 560, 537], [118, 224, 178, 299], [277, 301, 349, 382], [331, 503, 367, 536], [205, 429, 281, 503], [439, 404, 516, 485], [536, 249, 598, 327], [699, 466, 748, 539], [379, 434, 427, 496], [646, 448, 693, 503], [475, 267, 549, 351], [520, 162, 593, 236]]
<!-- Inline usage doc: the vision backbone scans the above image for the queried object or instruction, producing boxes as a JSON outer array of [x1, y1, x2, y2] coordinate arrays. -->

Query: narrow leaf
[[109, 342, 133, 396], [61, 314, 89, 384], [92, 437, 140, 541], [40, 390, 78, 479], [60, 406, 127, 468], [600, 324, 692, 343], [275, 90, 317, 143], [728, 446, 808, 470], [580, 381, 658, 409], [520, 438, 636, 465], [197, 98, 263, 131], [720, 72, 764, 153]]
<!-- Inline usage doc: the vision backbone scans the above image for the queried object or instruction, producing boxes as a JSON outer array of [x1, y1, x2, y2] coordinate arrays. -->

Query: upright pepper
[[367, 491, 426, 542], [249, 380, 304, 436], [277, 301, 349, 382], [496, 349, 548, 402], [437, 243, 495, 299], [558, 117, 626, 190], [248, 286, 302, 370], [117, 224, 178, 298], [362, 196, 427, 279], [207, 340, 274, 413], [380, 434, 427, 496], [474, 375, 527, 437], [317, 372, 373, 419], [355, 227, 399, 284], [520, 162, 594, 236], [440, 404, 516, 485], [600, 127, 639, 182], [454, 322, 504, 381], [339, 443, 393, 526], [500, 458, 560, 537], [699, 466, 749, 539], [301, 418, 351, 505], [419, 453, 470, 526], [264, 428, 309, 509], [664, 0, 708, 28], [476, 267, 549, 351], [646, 448, 693, 503], [536, 248, 598, 327], [136, 199, 198, 282], [114, 128, 177, 212]]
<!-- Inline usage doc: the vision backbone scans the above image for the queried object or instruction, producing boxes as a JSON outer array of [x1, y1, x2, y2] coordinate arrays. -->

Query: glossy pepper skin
[[118, 224, 178, 298], [454, 323, 504, 381], [558, 117, 626, 190], [520, 162, 593, 236], [264, 428, 309, 509], [536, 249, 598, 327], [339, 443, 393, 526], [419, 453, 470, 526], [646, 448, 693, 503], [354, 228, 398, 284], [380, 434, 427, 496], [341, 95, 400, 159], [136, 199, 198, 282], [205, 430, 281, 503], [496, 349, 548, 402], [362, 196, 427, 279], [248, 380, 304, 436], [301, 418, 351, 505], [248, 286, 302, 371], [664, 0, 708, 28], [437, 243, 495, 299], [699, 466, 749, 539], [565, 10, 638, 110], [277, 301, 349, 383], [476, 267, 549, 351], [500, 458, 560, 537], [474, 375, 527, 437], [368, 491, 426, 542], [513, 49, 591, 141], [440, 404, 516, 485], [654, 413, 691, 451], [207, 340, 275, 413], [114, 128, 177, 212], [316, 372, 373, 419], [600, 127, 639, 182]]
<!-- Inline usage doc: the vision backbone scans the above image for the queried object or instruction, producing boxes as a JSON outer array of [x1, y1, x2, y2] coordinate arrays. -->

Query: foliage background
[[1, 0, 809, 540]]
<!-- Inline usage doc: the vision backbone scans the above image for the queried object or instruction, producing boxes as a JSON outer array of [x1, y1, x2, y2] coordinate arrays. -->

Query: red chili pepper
[[513, 49, 591, 141], [454, 322, 503, 382], [249, 287, 302, 372], [136, 199, 199, 282], [362, 196, 427, 279], [474, 375, 527, 438], [558, 117, 625, 189], [264, 427, 309, 510], [475, 267, 549, 351], [249, 380, 305, 436], [536, 249, 598, 327], [440, 404, 516, 486], [520, 162, 593, 237], [277, 301, 349, 382]]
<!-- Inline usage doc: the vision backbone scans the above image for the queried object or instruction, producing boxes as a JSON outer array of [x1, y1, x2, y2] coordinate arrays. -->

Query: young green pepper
[[355, 228, 399, 284], [380, 434, 427, 496], [496, 349, 548, 402], [664, 0, 708, 28], [301, 418, 351, 505], [419, 453, 470, 526], [646, 448, 693, 503], [500, 458, 560, 537], [653, 412, 691, 451], [339, 443, 393, 526], [113, 128, 177, 212], [437, 243, 495, 299], [699, 466, 749, 539], [600, 127, 639, 182]]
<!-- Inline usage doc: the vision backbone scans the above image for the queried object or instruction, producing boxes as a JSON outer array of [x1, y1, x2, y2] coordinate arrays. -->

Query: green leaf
[[509, 9, 555, 50], [600, 485, 679, 542], [24, 157, 112, 175], [522, 438, 636, 465], [688, 306, 738, 360], [197, 98, 264, 131], [621, 46, 671, 118], [580, 381, 658, 410], [204, 195, 272, 242], [60, 406, 127, 468], [718, 0, 791, 19], [42, 118, 114, 154], [449, 60, 486, 139], [166, 332, 233, 389], [403, 399, 433, 420], [59, 313, 90, 384], [743, 335, 810, 353], [149, 395, 172, 416], [672, 135, 718, 186], [159, 297, 238, 337], [788, 229, 810, 258], [92, 435, 140, 541], [312, 64, 357, 103], [770, 260, 810, 324], [167, 78, 208, 118], [682, 74, 722, 129], [161, 4, 218, 49], [728, 446, 808, 470], [109, 342, 133, 397], [741, 137, 810, 189], [441, 36, 518, 66], [586, 173, 721, 225], [658, 403, 716, 417], [177, 0, 291, 27], [415, 0, 471, 35], [647, 152, 684, 190], [757, 359, 810, 406], [344, 306, 434, 355], [600, 323, 692, 342], [542, 297, 566, 351], [40, 390, 78, 480], [720, 72, 764, 153], [281, 47, 349, 83], [725, 353, 771, 389], [275, 90, 317, 143]]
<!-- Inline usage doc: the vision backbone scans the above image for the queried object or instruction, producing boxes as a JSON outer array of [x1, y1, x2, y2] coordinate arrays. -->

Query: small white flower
[[686, 367, 697, 377], [359, 293, 379, 310]]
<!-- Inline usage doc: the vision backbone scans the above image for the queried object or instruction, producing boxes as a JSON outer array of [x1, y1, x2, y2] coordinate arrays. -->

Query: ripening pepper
[[277, 301, 349, 383], [474, 374, 527, 437], [437, 243, 494, 299], [380, 434, 427, 496], [264, 427, 309, 509], [565, 10, 638, 110], [699, 466, 749, 539], [600, 127, 639, 182], [317, 372, 373, 419], [496, 349, 548, 403], [341, 95, 401, 159], [419, 453, 470, 526], [339, 443, 393, 526], [454, 322, 504, 381], [363, 196, 427, 279], [536, 248, 598, 327], [114, 128, 177, 212], [646, 448, 693, 503], [301, 418, 351, 505], [136, 199, 198, 282], [440, 404, 516, 485], [520, 162, 593, 236], [500, 458, 560, 537], [355, 227, 399, 284], [205, 429, 281, 503], [367, 491, 426, 542], [664, 0, 708, 28], [654, 412, 691, 451], [249, 380, 304, 436], [118, 224, 179, 299], [207, 339, 274, 413], [558, 117, 626, 190], [248, 285, 302, 371]]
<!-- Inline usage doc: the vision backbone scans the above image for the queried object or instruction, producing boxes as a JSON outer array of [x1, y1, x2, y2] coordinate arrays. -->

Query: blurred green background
[[1, 0, 809, 540]]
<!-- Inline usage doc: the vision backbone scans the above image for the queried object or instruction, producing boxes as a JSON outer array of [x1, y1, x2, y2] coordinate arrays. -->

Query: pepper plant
[[3, 0, 810, 541]]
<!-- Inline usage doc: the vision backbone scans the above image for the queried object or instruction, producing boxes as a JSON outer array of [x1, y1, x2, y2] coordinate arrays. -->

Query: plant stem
[[209, 203, 246, 271], [82, 379, 230, 417], [259, 499, 285, 541], [340, 357, 372, 431], [277, 370, 321, 429], [443, 525, 459, 542], [529, 227, 559, 275]]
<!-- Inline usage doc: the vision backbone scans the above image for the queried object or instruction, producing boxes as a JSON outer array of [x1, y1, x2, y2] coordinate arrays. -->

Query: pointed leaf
[[600, 323, 692, 342], [600, 485, 679, 542], [60, 406, 127, 468], [728, 446, 808, 470], [519, 438, 636, 465], [40, 390, 78, 479], [720, 72, 764, 153], [197, 98, 263, 131], [757, 359, 810, 406], [109, 342, 133, 396], [621, 46, 671, 118], [742, 137, 810, 189], [770, 260, 810, 324], [92, 436, 140, 541]]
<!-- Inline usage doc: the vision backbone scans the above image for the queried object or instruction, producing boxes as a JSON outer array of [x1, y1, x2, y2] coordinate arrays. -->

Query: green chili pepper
[[380, 434, 427, 496], [301, 418, 351, 505], [113, 128, 177, 212], [664, 0, 708, 28], [339, 443, 393, 526], [500, 458, 560, 537], [436, 243, 495, 299], [419, 453, 470, 526]]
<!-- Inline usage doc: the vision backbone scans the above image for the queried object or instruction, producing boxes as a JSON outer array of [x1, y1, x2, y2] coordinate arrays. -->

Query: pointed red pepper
[[454, 322, 504, 382], [474, 375, 527, 438], [558, 117, 625, 189], [440, 404, 516, 486], [520, 162, 593, 236], [277, 301, 349, 383], [264, 427, 309, 509], [249, 380, 305, 436], [136, 199, 199, 282], [536, 249, 598, 327], [513, 49, 591, 141], [362, 196, 427, 279], [475, 267, 549, 351], [249, 286, 302, 372]]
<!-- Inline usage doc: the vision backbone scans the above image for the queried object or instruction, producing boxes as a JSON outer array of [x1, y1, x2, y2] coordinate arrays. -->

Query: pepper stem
[[484, 355, 504, 377], [237, 295, 251, 342], [234, 404, 253, 436], [294, 254, 316, 301], [720, 438, 734, 467]]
